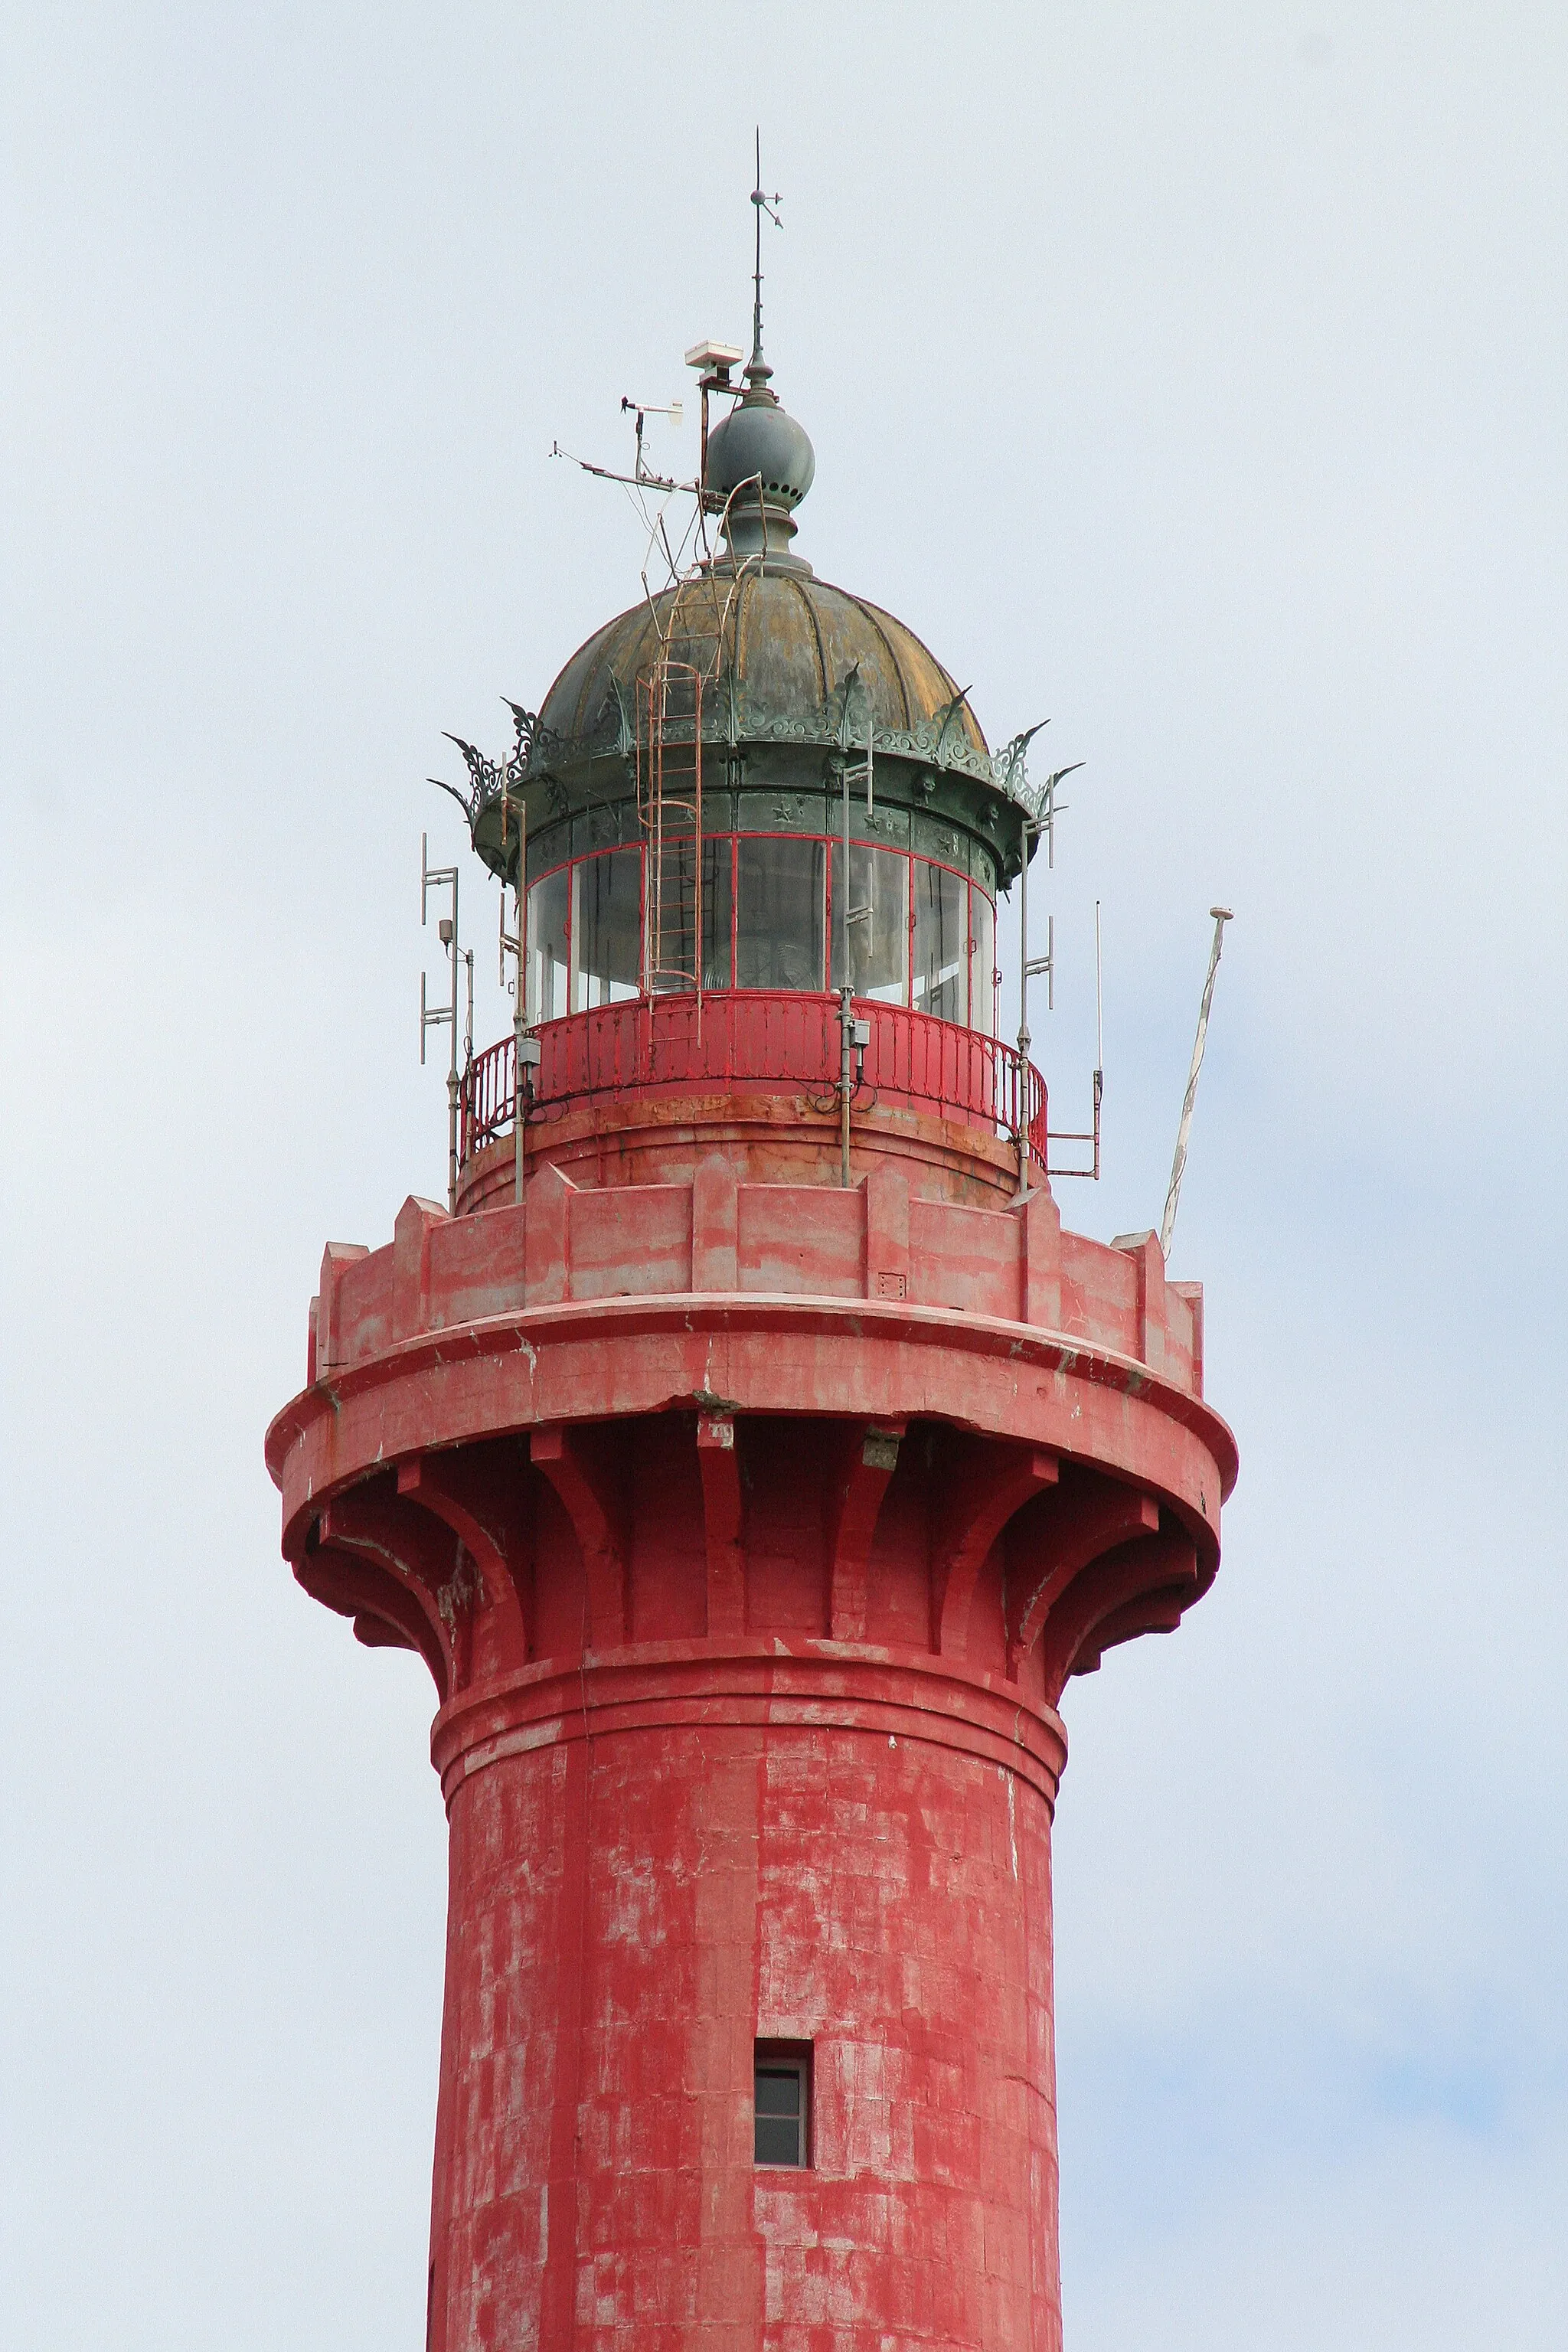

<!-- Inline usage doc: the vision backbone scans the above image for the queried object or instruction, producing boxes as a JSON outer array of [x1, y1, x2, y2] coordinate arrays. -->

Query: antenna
[[1011, 752, 1086, 1196], [1159, 906, 1233, 1260], [1092, 900, 1103, 1183], [420, 832, 463, 1214], [750, 129, 782, 375], [620, 395, 684, 487], [554, 153, 777, 553]]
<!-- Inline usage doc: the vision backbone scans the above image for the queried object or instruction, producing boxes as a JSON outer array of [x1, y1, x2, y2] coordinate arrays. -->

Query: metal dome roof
[[534, 570, 990, 779]]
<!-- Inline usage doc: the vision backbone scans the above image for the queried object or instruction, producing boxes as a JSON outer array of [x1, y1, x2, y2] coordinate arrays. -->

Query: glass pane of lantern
[[830, 844, 909, 1003], [702, 838, 734, 990], [649, 836, 733, 993], [573, 846, 643, 1011], [736, 835, 825, 992], [528, 865, 570, 1024], [912, 859, 968, 1024], [969, 886, 996, 1035]]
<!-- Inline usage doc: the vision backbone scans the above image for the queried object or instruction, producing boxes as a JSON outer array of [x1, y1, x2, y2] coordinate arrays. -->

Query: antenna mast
[[420, 835, 467, 1214], [1160, 906, 1233, 1259], [750, 128, 782, 374], [1008, 744, 1089, 1195]]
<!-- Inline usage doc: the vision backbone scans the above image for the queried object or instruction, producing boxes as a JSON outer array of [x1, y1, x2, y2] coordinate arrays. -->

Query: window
[[527, 865, 570, 1024], [830, 842, 910, 1002], [736, 836, 825, 992], [913, 859, 969, 1023], [528, 837, 995, 1031], [650, 835, 734, 993], [573, 846, 642, 1011], [754, 2042, 812, 2167], [701, 839, 736, 990], [969, 885, 996, 1037]]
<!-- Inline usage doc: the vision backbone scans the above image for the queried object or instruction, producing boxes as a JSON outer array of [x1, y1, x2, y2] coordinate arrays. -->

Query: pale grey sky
[[4, 6, 1566, 2347]]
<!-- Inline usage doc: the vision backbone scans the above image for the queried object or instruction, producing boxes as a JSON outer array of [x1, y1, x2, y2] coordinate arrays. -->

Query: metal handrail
[[459, 994, 1048, 1171]]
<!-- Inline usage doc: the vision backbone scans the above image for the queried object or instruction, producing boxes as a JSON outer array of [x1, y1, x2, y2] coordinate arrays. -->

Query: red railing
[[461, 995, 1048, 1168]]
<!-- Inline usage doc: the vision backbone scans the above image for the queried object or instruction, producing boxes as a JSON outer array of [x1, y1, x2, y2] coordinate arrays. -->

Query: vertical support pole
[[514, 802, 528, 1207], [639, 673, 653, 992], [841, 739, 853, 1187], [1093, 898, 1103, 1184], [1015, 812, 1031, 1201], [840, 986, 853, 1187], [420, 834, 462, 1216], [447, 868, 460, 1215]]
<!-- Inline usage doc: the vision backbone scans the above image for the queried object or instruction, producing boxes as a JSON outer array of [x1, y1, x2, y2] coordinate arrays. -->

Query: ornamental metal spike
[[994, 721, 1048, 800]]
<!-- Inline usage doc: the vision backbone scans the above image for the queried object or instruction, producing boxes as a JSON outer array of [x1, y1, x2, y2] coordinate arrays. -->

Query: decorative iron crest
[[430, 701, 565, 835], [523, 668, 1004, 790], [990, 724, 1082, 831], [991, 724, 1047, 806], [438, 675, 1060, 843]]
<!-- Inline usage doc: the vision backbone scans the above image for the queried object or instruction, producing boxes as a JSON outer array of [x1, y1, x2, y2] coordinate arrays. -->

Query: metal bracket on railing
[[1047, 1067, 1102, 1182]]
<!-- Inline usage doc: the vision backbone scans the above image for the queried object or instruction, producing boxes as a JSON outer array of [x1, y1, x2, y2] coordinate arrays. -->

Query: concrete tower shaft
[[267, 1117, 1233, 2348]]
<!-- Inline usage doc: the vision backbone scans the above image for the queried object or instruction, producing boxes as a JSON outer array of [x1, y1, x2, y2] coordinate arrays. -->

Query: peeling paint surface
[[270, 1120, 1230, 2345]]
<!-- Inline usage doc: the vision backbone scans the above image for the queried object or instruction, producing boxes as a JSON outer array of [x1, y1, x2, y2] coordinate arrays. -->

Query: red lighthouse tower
[[266, 264, 1236, 2350]]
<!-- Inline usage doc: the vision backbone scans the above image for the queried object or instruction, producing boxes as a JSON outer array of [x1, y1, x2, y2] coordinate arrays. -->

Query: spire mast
[[749, 129, 782, 390]]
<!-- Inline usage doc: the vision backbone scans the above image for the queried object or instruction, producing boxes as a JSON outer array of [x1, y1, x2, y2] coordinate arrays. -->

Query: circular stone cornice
[[265, 1290, 1239, 1563]]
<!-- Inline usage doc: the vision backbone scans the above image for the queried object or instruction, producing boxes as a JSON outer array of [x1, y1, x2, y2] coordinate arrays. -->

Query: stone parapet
[[305, 1165, 1206, 1399]]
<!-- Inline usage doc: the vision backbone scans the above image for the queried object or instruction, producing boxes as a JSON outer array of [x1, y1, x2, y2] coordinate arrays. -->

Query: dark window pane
[[755, 2063, 805, 2165], [573, 847, 642, 1011], [755, 2113, 802, 2165], [650, 836, 733, 994], [755, 2069, 801, 2117], [756, 2050, 818, 2173], [648, 834, 694, 994], [703, 838, 734, 991], [736, 836, 825, 992]]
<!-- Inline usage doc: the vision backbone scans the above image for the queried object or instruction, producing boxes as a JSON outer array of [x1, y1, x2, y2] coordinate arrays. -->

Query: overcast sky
[[4, 6, 1566, 2347]]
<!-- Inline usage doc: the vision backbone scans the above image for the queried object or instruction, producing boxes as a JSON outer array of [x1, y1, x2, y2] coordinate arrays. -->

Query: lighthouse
[[265, 242, 1236, 2350]]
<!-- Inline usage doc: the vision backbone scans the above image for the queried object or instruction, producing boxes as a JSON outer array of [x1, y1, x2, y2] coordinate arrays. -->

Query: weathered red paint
[[268, 1099, 1234, 2347]]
